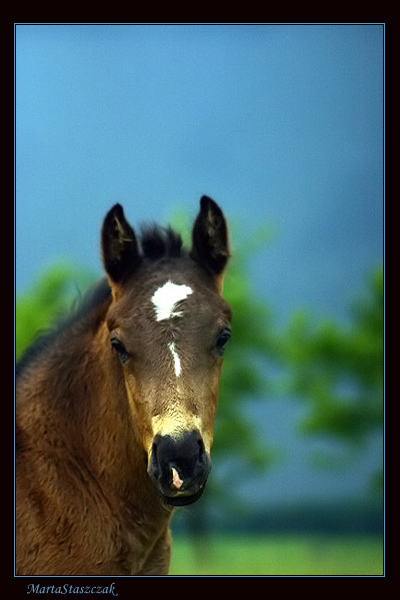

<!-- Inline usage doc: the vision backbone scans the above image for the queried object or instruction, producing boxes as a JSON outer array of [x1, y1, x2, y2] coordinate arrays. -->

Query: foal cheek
[[202, 364, 224, 450]]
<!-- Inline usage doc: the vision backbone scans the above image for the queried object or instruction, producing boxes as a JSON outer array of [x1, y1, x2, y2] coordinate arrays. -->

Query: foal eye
[[110, 335, 130, 364], [216, 327, 231, 356]]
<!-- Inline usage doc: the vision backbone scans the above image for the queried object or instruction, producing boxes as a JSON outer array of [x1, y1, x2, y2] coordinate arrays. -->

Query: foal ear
[[191, 196, 230, 290], [101, 204, 141, 284]]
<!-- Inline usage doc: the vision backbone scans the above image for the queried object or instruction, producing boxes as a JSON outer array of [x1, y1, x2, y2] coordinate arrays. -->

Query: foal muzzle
[[147, 430, 211, 506]]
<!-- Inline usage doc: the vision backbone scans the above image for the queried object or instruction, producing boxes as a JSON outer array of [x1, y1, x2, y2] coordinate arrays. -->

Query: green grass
[[169, 534, 384, 576]]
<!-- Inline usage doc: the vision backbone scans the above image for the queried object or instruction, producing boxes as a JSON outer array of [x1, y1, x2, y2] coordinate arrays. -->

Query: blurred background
[[15, 24, 384, 575]]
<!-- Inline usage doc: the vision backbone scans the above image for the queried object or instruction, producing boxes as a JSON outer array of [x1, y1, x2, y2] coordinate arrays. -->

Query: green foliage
[[279, 266, 383, 443], [16, 263, 95, 361]]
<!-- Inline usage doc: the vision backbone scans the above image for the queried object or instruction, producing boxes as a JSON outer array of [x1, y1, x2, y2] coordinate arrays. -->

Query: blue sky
[[15, 24, 384, 505], [16, 25, 383, 313]]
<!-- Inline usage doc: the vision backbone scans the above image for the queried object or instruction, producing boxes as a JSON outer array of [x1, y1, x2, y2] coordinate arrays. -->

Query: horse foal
[[16, 196, 231, 576]]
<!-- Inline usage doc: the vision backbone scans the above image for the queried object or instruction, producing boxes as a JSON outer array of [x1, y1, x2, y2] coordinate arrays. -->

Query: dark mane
[[139, 224, 183, 261], [16, 279, 112, 380]]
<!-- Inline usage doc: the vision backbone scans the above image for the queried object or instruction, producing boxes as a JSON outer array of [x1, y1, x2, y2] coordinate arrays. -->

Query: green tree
[[278, 266, 383, 488], [16, 263, 95, 361]]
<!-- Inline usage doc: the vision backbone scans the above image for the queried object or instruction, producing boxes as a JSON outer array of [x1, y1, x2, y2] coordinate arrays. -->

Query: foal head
[[101, 196, 231, 506]]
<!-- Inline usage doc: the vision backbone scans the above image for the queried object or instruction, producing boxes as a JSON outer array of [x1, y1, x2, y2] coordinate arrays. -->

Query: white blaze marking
[[168, 342, 182, 377], [151, 281, 193, 322], [151, 281, 192, 378]]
